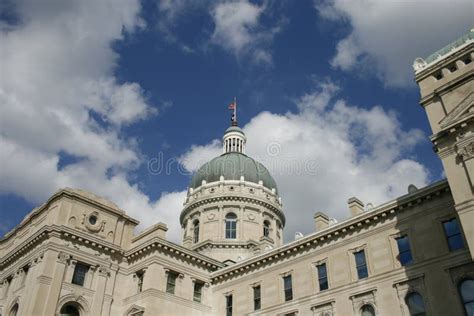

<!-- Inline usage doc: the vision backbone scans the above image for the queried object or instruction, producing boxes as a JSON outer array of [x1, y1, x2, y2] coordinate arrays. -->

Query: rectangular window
[[226, 294, 233, 316], [226, 220, 237, 239], [72, 263, 90, 286], [136, 271, 144, 293], [317, 263, 328, 291], [354, 250, 368, 279], [443, 218, 465, 251], [283, 275, 293, 301], [396, 235, 413, 266], [166, 272, 178, 294], [193, 282, 204, 303], [253, 285, 261, 310]]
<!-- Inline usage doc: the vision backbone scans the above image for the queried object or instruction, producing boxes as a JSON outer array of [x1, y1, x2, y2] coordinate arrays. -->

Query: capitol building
[[0, 31, 473, 316]]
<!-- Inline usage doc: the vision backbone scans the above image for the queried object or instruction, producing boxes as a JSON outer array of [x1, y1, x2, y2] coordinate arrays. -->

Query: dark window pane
[[361, 304, 375, 316], [283, 275, 293, 301], [354, 251, 368, 279], [166, 273, 177, 294], [317, 263, 328, 291], [193, 282, 203, 302], [406, 292, 426, 316], [443, 218, 465, 251], [460, 279, 474, 316], [226, 295, 233, 316], [72, 263, 89, 286], [396, 236, 413, 266], [254, 286, 261, 310]]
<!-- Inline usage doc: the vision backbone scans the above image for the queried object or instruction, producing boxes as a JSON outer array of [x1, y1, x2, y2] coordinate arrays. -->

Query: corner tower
[[414, 29, 474, 259], [180, 116, 285, 263]]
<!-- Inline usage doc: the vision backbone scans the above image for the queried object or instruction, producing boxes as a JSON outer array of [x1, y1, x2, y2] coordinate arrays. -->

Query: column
[[43, 251, 70, 315], [90, 265, 110, 316]]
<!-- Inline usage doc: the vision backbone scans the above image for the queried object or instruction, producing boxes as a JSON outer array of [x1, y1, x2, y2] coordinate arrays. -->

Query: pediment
[[439, 92, 474, 129]]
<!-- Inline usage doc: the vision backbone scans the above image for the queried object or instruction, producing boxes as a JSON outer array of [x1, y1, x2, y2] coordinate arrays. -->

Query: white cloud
[[211, 0, 279, 64], [0, 0, 185, 241], [179, 80, 429, 241], [315, 0, 473, 87], [156, 0, 280, 64]]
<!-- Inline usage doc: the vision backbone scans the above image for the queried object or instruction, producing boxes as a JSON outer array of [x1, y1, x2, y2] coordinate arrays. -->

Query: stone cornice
[[191, 239, 259, 252], [419, 69, 474, 107], [180, 195, 286, 226], [210, 179, 451, 283], [0, 188, 139, 244], [415, 41, 473, 81], [0, 225, 122, 270], [124, 236, 225, 271]]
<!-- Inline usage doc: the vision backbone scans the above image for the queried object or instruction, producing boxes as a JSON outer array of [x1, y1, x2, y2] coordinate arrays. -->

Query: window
[[405, 292, 426, 316], [72, 263, 89, 286], [434, 71, 443, 80], [443, 218, 465, 251], [225, 213, 237, 239], [354, 250, 368, 279], [360, 304, 375, 316], [59, 303, 80, 316], [459, 279, 474, 316], [193, 220, 199, 243], [253, 285, 261, 310], [226, 294, 233, 316], [136, 271, 144, 293], [193, 281, 204, 303], [21, 266, 29, 286], [283, 275, 293, 301], [166, 272, 178, 294], [463, 56, 472, 65], [396, 236, 413, 266], [263, 221, 270, 238], [317, 263, 329, 291]]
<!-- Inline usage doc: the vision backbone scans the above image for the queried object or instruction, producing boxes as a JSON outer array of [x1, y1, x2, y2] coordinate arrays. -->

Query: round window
[[89, 215, 97, 225]]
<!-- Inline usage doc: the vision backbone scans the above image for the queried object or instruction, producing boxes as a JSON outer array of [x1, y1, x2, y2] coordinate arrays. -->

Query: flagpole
[[234, 97, 237, 123]]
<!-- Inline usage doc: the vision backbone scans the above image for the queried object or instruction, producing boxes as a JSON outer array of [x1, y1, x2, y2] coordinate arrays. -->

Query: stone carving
[[57, 252, 70, 264], [457, 141, 474, 160], [412, 57, 427, 71], [98, 265, 110, 277], [207, 213, 216, 220], [84, 212, 105, 233], [247, 213, 255, 221]]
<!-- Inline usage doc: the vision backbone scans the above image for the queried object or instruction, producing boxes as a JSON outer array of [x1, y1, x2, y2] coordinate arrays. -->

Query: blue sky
[[1, 0, 472, 241]]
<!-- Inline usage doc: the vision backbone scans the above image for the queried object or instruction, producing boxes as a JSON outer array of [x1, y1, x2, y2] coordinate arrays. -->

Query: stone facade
[[0, 31, 473, 316]]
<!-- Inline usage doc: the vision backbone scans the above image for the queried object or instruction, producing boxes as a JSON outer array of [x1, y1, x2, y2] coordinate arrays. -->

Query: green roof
[[189, 152, 278, 193], [425, 29, 474, 63]]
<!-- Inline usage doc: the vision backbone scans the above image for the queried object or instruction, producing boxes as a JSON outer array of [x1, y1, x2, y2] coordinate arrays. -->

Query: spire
[[224, 98, 246, 154]]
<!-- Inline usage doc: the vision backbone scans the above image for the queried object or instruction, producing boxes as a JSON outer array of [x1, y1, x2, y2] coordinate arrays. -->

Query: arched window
[[60, 303, 80, 316], [193, 220, 200, 243], [360, 304, 375, 316], [405, 292, 426, 316], [9, 304, 19, 316], [459, 279, 474, 316], [263, 220, 270, 238], [225, 213, 237, 239]]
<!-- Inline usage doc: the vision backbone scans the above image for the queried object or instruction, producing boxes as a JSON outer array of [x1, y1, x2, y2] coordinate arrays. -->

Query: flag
[[228, 102, 235, 110]]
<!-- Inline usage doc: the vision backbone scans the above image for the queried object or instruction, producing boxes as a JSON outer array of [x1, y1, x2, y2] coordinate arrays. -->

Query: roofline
[[210, 179, 451, 281], [0, 188, 140, 242]]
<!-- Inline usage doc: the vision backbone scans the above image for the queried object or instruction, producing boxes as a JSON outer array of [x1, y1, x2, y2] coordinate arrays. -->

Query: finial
[[228, 97, 237, 126]]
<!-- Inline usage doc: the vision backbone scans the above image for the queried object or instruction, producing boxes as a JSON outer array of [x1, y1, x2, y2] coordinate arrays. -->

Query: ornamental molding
[[180, 195, 286, 226], [457, 140, 474, 161], [439, 92, 474, 129], [211, 180, 450, 283]]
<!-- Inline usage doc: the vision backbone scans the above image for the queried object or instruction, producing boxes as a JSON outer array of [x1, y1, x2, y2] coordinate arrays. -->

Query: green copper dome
[[189, 152, 278, 193]]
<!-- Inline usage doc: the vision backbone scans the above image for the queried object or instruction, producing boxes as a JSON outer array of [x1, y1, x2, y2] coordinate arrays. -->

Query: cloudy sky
[[1, 0, 472, 242]]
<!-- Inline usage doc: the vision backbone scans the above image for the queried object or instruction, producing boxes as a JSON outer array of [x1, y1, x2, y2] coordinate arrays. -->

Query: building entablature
[[124, 236, 224, 272], [181, 181, 285, 226], [210, 179, 451, 284], [414, 30, 473, 81], [0, 224, 122, 273]]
